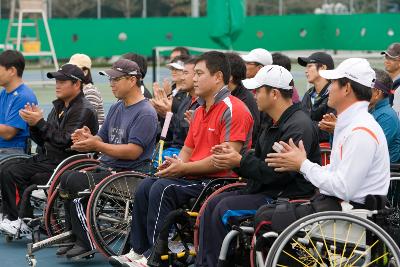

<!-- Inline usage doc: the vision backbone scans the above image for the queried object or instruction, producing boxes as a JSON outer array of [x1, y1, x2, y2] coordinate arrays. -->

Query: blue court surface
[[0, 237, 109, 266]]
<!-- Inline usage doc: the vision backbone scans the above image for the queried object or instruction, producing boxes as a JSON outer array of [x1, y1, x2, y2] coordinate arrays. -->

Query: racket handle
[[161, 111, 173, 139]]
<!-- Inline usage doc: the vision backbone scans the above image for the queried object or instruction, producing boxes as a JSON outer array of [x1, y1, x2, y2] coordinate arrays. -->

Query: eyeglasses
[[109, 76, 129, 83]]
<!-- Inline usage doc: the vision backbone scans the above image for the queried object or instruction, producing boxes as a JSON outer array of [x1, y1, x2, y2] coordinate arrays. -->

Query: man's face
[[193, 61, 217, 98], [55, 79, 78, 100], [181, 63, 195, 92], [327, 79, 347, 110], [0, 66, 14, 87], [255, 86, 275, 113], [245, 62, 262, 79], [109, 75, 135, 99], [170, 68, 183, 83], [384, 55, 400, 75], [305, 63, 321, 84]]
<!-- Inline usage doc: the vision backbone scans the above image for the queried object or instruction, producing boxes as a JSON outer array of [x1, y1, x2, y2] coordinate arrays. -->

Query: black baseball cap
[[99, 59, 142, 79], [298, 52, 334, 70], [381, 43, 400, 59], [47, 64, 85, 81]]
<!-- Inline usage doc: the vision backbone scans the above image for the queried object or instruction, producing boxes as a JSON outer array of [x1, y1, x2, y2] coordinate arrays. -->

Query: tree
[[52, 0, 96, 18]]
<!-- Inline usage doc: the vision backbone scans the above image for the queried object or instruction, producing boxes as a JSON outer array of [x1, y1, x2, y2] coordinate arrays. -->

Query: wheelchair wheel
[[86, 171, 148, 257], [265, 211, 400, 267], [44, 189, 65, 237], [47, 157, 99, 197]]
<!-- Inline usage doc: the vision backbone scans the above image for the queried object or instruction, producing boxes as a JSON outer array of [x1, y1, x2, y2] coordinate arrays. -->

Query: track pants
[[59, 168, 112, 250], [130, 177, 207, 258], [195, 190, 272, 267], [0, 157, 56, 220]]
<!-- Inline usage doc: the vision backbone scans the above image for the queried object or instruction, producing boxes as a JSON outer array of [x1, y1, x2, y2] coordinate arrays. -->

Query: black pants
[[59, 167, 112, 250], [0, 157, 57, 220], [195, 190, 272, 267]]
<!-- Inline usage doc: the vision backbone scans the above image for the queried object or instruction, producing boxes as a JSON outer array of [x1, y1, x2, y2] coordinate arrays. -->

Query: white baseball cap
[[242, 65, 293, 90], [167, 60, 184, 71], [319, 58, 375, 88], [242, 48, 273, 66], [68, 53, 92, 69]]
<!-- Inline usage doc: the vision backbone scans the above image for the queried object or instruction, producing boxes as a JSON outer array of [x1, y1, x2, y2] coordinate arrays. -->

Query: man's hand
[[150, 82, 172, 117], [318, 113, 337, 133], [19, 103, 44, 126], [211, 143, 242, 169], [184, 110, 194, 125], [71, 126, 92, 144], [155, 156, 185, 178], [71, 135, 100, 152], [265, 138, 307, 172]]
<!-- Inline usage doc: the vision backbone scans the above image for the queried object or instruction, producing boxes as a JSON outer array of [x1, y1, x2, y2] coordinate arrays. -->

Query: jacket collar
[[308, 82, 331, 98], [335, 101, 369, 132], [197, 86, 230, 106], [52, 91, 84, 110], [370, 97, 390, 113], [273, 103, 302, 127]]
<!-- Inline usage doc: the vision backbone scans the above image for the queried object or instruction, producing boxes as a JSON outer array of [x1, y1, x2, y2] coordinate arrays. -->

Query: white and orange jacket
[[300, 101, 390, 204]]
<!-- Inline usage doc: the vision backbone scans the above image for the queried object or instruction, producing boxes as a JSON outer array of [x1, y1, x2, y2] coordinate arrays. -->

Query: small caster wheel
[[26, 255, 36, 266]]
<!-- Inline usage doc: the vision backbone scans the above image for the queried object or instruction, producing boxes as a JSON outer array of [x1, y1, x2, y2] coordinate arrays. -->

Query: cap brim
[[241, 54, 256, 63], [99, 69, 124, 78], [167, 63, 184, 70], [319, 69, 344, 80], [242, 78, 263, 90], [46, 72, 70, 81], [297, 57, 309, 67], [381, 51, 400, 59]]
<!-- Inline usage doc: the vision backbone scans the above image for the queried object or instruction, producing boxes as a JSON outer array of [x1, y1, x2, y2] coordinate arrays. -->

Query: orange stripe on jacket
[[339, 127, 379, 160]]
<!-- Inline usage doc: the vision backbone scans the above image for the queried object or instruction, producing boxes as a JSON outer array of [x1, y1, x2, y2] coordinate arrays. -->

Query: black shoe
[[65, 243, 91, 258], [56, 245, 74, 256]]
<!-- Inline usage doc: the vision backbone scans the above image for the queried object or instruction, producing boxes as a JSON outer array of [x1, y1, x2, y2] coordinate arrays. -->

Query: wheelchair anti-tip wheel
[[86, 171, 148, 257], [264, 211, 400, 267]]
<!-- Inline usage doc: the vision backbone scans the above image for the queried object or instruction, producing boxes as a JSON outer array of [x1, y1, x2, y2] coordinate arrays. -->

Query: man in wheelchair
[[0, 50, 38, 158], [0, 63, 98, 237], [194, 65, 321, 267], [57, 59, 158, 258], [110, 51, 254, 267], [266, 59, 390, 232]]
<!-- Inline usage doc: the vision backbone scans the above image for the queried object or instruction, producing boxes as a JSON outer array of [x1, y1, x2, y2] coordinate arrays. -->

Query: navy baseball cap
[[298, 52, 334, 70], [47, 64, 85, 81]]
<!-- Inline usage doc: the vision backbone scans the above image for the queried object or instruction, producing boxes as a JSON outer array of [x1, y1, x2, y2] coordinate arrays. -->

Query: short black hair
[[264, 85, 293, 100], [71, 79, 84, 90], [184, 56, 197, 66], [272, 52, 291, 71], [373, 68, 393, 98], [172, 46, 190, 57], [195, 51, 231, 85], [171, 54, 190, 63], [225, 52, 246, 85], [337, 77, 372, 101], [0, 50, 25, 77], [121, 53, 148, 78]]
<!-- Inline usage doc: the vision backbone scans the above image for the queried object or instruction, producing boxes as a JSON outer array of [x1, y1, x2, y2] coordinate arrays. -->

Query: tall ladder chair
[[4, 0, 58, 70]]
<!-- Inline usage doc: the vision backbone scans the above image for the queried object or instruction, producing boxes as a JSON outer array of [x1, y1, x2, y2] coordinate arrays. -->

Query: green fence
[[0, 13, 399, 58]]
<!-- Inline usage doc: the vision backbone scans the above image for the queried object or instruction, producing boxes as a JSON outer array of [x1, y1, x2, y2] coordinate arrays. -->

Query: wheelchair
[[217, 166, 400, 267]]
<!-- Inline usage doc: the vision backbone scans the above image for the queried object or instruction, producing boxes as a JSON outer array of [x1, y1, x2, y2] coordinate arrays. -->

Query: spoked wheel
[[86, 171, 147, 257], [44, 189, 66, 237], [264, 211, 400, 267]]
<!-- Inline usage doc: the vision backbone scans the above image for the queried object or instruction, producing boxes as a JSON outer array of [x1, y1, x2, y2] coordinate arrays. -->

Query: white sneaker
[[0, 218, 31, 238], [109, 249, 143, 267], [122, 256, 148, 267]]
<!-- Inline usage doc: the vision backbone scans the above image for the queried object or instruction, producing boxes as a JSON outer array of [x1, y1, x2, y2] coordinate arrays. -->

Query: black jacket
[[231, 84, 260, 147], [168, 93, 200, 148], [30, 92, 98, 164], [234, 104, 320, 198], [301, 83, 335, 142]]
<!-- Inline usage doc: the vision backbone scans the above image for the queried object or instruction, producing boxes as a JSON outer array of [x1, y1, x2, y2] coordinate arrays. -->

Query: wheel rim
[[267, 212, 400, 267], [87, 172, 146, 256]]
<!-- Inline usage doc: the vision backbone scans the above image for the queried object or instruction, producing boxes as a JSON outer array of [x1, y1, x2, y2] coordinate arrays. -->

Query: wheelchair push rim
[[265, 211, 400, 267], [86, 171, 148, 257]]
